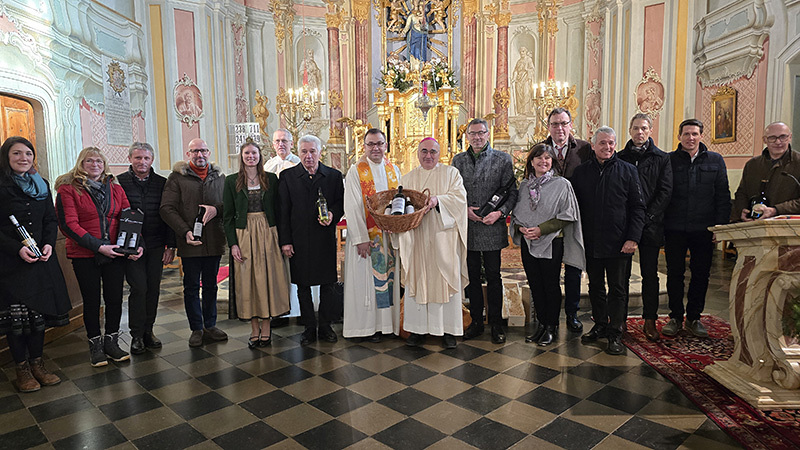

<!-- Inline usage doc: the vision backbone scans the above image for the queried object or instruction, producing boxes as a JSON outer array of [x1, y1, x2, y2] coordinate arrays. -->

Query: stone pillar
[[325, 0, 345, 143], [352, 0, 370, 122], [492, 19, 510, 139], [462, 0, 478, 118], [583, 8, 604, 139]]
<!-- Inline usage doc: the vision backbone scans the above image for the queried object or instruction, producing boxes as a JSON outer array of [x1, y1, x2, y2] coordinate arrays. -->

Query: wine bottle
[[477, 176, 517, 217], [9, 215, 42, 258], [405, 197, 415, 214], [116, 231, 127, 247], [384, 204, 392, 215], [317, 188, 329, 222], [391, 186, 406, 215], [192, 206, 206, 241], [128, 232, 138, 249], [748, 180, 769, 219]]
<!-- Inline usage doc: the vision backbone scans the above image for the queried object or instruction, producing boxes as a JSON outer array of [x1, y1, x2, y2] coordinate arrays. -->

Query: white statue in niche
[[299, 48, 324, 118], [511, 47, 535, 116]]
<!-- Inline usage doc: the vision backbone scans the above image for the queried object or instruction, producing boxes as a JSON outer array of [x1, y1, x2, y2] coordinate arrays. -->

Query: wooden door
[[0, 94, 36, 147]]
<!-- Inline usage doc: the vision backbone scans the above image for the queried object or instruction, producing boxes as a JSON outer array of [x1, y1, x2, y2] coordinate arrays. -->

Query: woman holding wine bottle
[[510, 143, 585, 346], [55, 147, 135, 367], [0, 137, 71, 392], [223, 141, 290, 347]]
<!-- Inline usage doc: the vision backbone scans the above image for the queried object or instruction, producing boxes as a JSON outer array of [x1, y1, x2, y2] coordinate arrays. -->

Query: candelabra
[[276, 85, 326, 140], [531, 78, 574, 141]]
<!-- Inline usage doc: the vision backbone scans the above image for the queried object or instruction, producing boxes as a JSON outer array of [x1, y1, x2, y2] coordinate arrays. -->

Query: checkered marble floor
[[0, 252, 743, 450]]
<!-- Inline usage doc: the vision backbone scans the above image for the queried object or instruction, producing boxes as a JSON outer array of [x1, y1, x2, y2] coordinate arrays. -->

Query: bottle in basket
[[9, 215, 42, 258], [317, 188, 329, 221], [404, 197, 414, 214], [391, 186, 406, 215]]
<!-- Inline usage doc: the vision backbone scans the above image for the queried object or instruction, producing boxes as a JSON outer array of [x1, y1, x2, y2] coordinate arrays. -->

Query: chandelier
[[531, 73, 573, 141]]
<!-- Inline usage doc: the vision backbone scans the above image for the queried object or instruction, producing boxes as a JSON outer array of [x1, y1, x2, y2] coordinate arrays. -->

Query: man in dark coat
[[278, 134, 345, 345], [617, 114, 672, 342], [160, 138, 228, 348], [572, 126, 645, 355], [452, 118, 517, 344], [544, 107, 592, 332], [732, 122, 800, 220], [118, 142, 176, 355], [663, 119, 731, 338]]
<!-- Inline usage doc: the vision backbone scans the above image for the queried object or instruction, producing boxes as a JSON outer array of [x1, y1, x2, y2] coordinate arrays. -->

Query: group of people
[[0, 110, 795, 392]]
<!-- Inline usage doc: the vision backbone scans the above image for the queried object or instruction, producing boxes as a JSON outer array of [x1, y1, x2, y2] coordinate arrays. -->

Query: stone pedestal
[[705, 219, 800, 409]]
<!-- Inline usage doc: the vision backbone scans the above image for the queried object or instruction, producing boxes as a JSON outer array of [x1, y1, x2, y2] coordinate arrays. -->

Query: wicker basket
[[366, 188, 430, 233]]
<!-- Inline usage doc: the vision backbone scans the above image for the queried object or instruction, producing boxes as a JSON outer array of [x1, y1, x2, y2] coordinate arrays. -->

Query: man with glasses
[[543, 107, 592, 333], [732, 122, 800, 220], [160, 138, 228, 347], [264, 128, 300, 176], [452, 118, 517, 344], [342, 129, 401, 342]]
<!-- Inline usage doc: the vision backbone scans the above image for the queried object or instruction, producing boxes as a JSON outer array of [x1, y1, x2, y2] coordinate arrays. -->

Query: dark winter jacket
[[117, 167, 176, 249], [160, 161, 226, 257], [732, 146, 800, 220], [277, 162, 344, 286], [451, 144, 517, 251], [617, 137, 673, 247], [663, 143, 731, 232], [544, 134, 593, 179], [571, 154, 646, 259]]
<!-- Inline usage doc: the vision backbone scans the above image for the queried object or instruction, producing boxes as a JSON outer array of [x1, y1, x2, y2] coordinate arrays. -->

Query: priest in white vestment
[[343, 129, 401, 340], [397, 137, 468, 348], [264, 128, 301, 175]]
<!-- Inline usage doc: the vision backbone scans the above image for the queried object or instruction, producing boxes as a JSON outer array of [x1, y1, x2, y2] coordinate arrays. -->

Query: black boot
[[537, 325, 556, 346]]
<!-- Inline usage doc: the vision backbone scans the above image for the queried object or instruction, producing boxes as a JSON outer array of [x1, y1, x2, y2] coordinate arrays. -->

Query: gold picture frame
[[711, 86, 736, 144]]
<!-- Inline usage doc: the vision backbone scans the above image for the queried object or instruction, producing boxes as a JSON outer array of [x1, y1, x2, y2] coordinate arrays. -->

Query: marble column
[[325, 0, 344, 143], [352, 0, 370, 122], [462, 3, 478, 118], [583, 10, 603, 138], [490, 6, 511, 139]]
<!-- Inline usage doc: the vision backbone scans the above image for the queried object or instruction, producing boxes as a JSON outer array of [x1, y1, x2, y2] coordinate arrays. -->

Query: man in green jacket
[[733, 122, 800, 221]]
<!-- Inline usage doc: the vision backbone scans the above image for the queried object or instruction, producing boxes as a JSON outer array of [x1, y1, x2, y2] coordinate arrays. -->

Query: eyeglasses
[[84, 158, 104, 166], [189, 148, 210, 154], [549, 121, 571, 128], [365, 141, 386, 148], [467, 130, 488, 137], [765, 134, 791, 143], [419, 149, 439, 155]]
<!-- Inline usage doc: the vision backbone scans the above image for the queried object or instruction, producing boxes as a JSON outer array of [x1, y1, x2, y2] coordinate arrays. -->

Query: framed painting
[[711, 86, 736, 144]]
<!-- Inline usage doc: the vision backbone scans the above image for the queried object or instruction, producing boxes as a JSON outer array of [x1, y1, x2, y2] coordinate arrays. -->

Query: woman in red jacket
[[55, 147, 137, 367]]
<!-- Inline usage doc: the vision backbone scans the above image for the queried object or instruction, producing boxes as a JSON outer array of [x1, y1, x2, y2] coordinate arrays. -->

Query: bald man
[[733, 122, 800, 221], [161, 138, 228, 347]]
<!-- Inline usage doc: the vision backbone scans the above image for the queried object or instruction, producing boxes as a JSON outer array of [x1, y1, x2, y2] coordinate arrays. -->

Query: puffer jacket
[[117, 167, 176, 249], [159, 161, 226, 257], [617, 137, 672, 247]]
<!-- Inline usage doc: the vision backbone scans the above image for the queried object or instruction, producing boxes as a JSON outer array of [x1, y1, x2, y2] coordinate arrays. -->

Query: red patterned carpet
[[623, 316, 800, 450]]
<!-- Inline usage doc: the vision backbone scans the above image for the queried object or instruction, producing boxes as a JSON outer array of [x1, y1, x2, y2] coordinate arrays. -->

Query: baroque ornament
[[270, 0, 296, 53], [634, 67, 665, 118], [106, 60, 126, 95], [493, 87, 510, 109], [174, 74, 204, 128]]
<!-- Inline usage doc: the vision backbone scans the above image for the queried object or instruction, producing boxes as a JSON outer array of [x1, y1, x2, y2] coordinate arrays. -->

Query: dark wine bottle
[[477, 176, 517, 217], [192, 206, 206, 241], [404, 197, 415, 214], [9, 215, 42, 258], [317, 188, 329, 222], [391, 186, 406, 215], [748, 180, 769, 219]]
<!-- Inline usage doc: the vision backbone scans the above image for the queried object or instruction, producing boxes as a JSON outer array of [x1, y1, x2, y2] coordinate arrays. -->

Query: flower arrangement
[[421, 58, 456, 91], [379, 57, 457, 93], [379, 58, 414, 93]]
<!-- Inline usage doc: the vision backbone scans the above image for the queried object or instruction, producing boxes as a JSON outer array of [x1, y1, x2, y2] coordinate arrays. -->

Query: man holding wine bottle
[[452, 118, 517, 344], [278, 135, 345, 345], [160, 138, 228, 348], [732, 122, 800, 221], [342, 129, 401, 342]]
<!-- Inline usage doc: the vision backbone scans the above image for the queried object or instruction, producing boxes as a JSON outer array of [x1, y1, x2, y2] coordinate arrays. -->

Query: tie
[[557, 148, 565, 165]]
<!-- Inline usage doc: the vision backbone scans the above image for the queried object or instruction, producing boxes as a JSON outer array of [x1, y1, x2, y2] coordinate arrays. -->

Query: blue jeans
[[182, 256, 221, 331]]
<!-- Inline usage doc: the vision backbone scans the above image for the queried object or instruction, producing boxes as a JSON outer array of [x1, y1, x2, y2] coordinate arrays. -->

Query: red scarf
[[189, 162, 208, 181]]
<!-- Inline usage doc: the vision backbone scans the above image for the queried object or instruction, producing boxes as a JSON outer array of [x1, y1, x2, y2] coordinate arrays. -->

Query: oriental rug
[[623, 316, 800, 450]]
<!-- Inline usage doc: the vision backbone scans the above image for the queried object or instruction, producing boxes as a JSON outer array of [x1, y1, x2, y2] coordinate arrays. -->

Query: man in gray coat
[[452, 118, 517, 343]]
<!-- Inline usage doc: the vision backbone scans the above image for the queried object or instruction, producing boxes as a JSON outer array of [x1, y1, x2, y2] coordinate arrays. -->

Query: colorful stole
[[357, 158, 399, 309]]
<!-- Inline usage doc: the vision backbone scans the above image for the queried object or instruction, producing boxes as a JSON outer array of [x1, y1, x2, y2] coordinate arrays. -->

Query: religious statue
[[402, 4, 428, 62], [299, 49, 324, 117], [511, 47, 535, 116], [428, 0, 448, 31], [252, 90, 270, 139], [388, 0, 407, 32]]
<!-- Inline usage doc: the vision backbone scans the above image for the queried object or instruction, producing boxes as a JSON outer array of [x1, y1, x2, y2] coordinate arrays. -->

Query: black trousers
[[466, 250, 502, 326], [521, 238, 564, 328], [297, 283, 337, 328], [182, 256, 221, 331], [7, 331, 44, 363], [126, 247, 165, 338], [72, 257, 125, 339], [563, 264, 582, 316], [585, 256, 631, 337], [664, 230, 713, 322], [627, 244, 662, 320]]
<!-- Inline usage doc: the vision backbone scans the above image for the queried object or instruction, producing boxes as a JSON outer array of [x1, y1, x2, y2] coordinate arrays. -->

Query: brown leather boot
[[643, 319, 660, 342], [15, 361, 41, 393], [29, 357, 61, 386]]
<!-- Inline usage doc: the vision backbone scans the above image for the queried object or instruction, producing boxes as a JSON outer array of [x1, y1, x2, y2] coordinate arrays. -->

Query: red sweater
[[56, 182, 130, 258]]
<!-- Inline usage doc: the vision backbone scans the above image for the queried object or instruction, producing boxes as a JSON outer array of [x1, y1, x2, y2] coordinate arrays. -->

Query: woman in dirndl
[[223, 141, 290, 348]]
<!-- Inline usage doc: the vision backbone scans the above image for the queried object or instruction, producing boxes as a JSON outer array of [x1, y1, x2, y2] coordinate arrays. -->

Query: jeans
[[466, 250, 502, 326], [72, 257, 125, 338], [297, 283, 337, 328], [664, 230, 713, 322], [521, 238, 564, 328], [585, 256, 631, 337], [126, 247, 165, 338], [627, 244, 662, 320], [182, 256, 222, 331], [563, 265, 582, 316]]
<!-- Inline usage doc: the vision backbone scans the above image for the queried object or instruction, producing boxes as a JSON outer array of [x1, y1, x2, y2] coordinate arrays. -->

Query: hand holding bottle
[[185, 231, 202, 246], [40, 244, 52, 262], [18, 245, 39, 263], [318, 211, 333, 226], [481, 210, 503, 225], [200, 205, 217, 224], [467, 206, 482, 222], [98, 244, 120, 258]]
